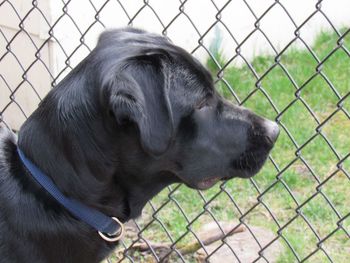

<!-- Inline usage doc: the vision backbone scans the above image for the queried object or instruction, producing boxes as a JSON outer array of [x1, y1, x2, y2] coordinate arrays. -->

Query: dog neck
[[17, 115, 131, 219]]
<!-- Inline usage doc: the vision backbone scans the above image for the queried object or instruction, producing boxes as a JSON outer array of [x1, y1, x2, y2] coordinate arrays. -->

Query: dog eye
[[195, 93, 213, 110]]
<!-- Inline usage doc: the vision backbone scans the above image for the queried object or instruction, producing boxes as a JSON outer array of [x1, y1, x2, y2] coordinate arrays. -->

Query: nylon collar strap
[[17, 148, 124, 242]]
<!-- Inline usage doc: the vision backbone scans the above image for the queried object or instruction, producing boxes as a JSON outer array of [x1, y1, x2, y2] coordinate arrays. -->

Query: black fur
[[0, 27, 278, 262]]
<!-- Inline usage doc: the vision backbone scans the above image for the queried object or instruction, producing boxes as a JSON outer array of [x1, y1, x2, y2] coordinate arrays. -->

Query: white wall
[[0, 0, 52, 129], [49, 0, 350, 79]]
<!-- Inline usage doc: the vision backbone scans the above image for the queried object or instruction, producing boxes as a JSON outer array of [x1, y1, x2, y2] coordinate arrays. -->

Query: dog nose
[[264, 119, 280, 144]]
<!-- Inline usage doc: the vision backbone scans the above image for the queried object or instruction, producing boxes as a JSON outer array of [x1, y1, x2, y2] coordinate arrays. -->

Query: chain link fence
[[1, 0, 349, 262]]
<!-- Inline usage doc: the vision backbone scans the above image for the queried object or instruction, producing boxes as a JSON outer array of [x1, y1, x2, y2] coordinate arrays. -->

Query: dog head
[[95, 28, 279, 189]]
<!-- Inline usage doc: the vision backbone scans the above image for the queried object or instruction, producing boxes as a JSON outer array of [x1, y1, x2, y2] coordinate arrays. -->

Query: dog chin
[[195, 177, 222, 190], [182, 176, 220, 190], [189, 175, 233, 190], [179, 163, 267, 191], [192, 168, 263, 189]]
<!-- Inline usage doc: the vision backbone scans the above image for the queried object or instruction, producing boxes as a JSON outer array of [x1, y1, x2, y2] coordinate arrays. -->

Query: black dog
[[0, 28, 279, 262]]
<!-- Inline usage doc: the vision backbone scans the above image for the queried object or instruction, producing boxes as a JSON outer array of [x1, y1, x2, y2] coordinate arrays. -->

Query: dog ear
[[106, 60, 174, 157]]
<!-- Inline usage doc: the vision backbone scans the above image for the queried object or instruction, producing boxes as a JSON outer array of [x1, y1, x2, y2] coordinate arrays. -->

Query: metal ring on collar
[[98, 217, 125, 242]]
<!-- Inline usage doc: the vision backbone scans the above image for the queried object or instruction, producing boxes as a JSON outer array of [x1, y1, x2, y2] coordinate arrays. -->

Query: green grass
[[115, 29, 350, 262]]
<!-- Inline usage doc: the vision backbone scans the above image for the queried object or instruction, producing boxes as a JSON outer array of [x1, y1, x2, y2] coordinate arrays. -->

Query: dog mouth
[[177, 150, 272, 191], [195, 176, 221, 190], [189, 175, 235, 190], [192, 166, 264, 190], [189, 156, 269, 190], [179, 161, 266, 190]]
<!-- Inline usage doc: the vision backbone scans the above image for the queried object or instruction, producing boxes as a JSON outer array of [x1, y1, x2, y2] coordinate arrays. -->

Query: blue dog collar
[[17, 148, 124, 242]]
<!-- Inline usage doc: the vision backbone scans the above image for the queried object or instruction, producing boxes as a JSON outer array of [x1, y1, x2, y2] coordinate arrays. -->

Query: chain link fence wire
[[1, 0, 349, 262]]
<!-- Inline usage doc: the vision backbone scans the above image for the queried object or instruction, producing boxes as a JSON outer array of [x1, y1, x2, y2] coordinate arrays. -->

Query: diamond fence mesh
[[1, 0, 349, 262]]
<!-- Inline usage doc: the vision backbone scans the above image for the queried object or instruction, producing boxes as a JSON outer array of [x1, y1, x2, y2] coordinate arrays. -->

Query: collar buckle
[[98, 217, 125, 242]]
